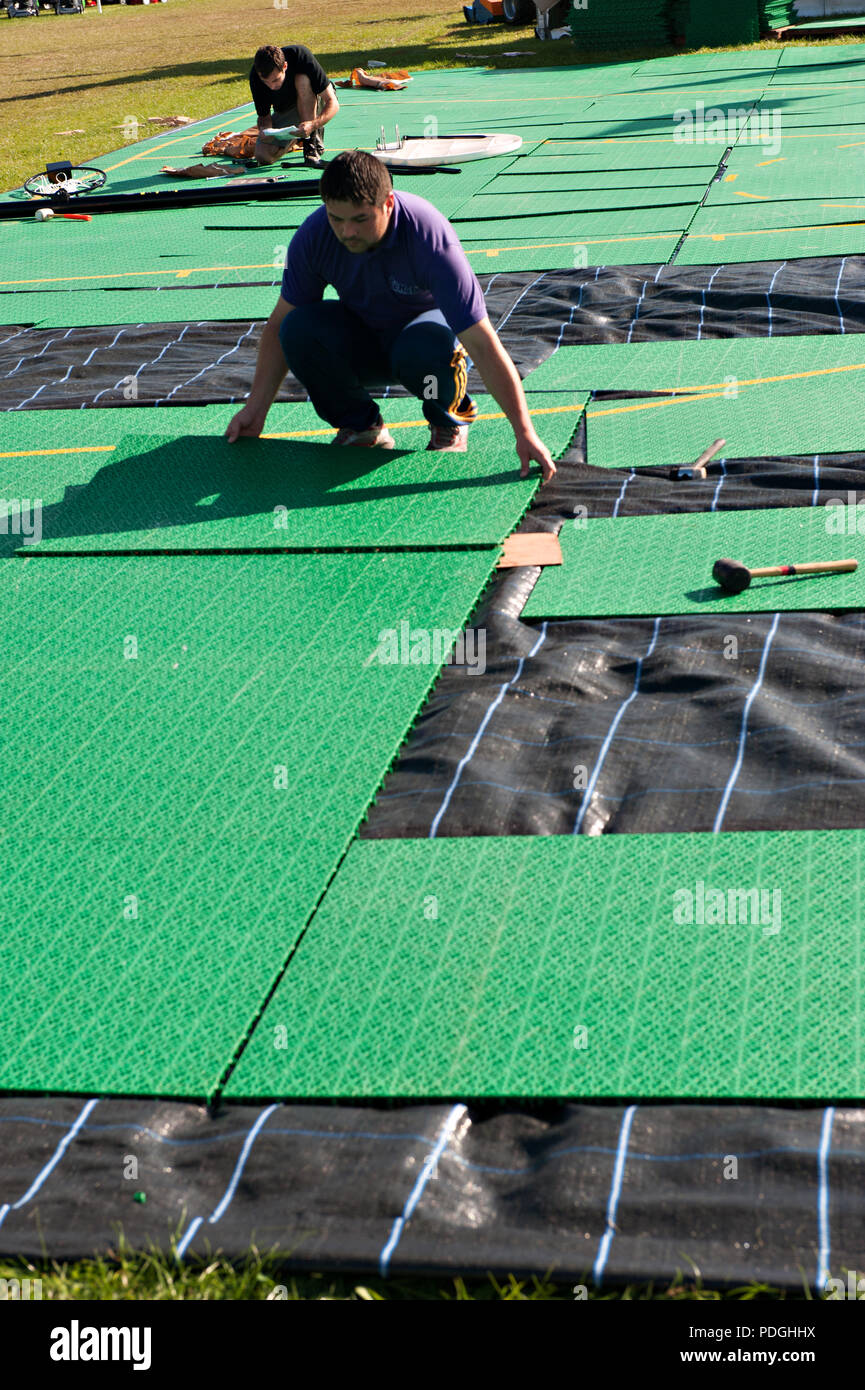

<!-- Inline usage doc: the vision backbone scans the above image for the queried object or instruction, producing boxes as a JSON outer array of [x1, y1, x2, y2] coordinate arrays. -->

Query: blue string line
[[378, 1104, 466, 1278], [713, 612, 780, 833], [175, 1103, 279, 1261], [593, 1105, 637, 1286], [573, 620, 661, 834], [816, 1106, 835, 1291], [0, 1097, 99, 1230]]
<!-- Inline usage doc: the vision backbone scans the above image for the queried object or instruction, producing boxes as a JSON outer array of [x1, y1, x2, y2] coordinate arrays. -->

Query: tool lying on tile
[[35, 209, 92, 221], [677, 438, 726, 480], [712, 556, 858, 593]]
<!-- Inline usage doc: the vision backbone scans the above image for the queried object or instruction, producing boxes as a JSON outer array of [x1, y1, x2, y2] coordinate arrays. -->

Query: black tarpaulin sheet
[[0, 256, 863, 411], [1, 1097, 861, 1289]]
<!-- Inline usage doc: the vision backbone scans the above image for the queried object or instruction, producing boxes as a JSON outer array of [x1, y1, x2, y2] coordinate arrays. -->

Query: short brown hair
[[319, 149, 392, 206], [254, 45, 286, 77]]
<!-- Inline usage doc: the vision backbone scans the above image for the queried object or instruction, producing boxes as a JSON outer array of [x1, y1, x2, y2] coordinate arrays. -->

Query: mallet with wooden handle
[[677, 438, 726, 480], [712, 556, 858, 593]]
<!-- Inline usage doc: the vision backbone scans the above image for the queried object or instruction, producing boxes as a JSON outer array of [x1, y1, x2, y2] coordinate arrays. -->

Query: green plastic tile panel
[[223, 828, 865, 1100], [462, 234, 682, 272], [633, 52, 783, 72], [533, 123, 683, 140], [2, 287, 283, 330], [523, 506, 865, 619], [465, 189, 702, 217], [493, 170, 712, 194], [523, 335, 865, 395], [522, 145, 726, 169], [704, 158, 865, 206], [782, 16, 865, 30], [454, 207, 691, 240], [687, 199, 865, 233], [777, 42, 865, 65], [507, 153, 718, 177], [1, 205, 311, 292], [586, 366, 865, 468], [25, 423, 538, 552], [0, 550, 497, 1097], [6, 390, 583, 554], [678, 221, 865, 264], [0, 405, 235, 455]]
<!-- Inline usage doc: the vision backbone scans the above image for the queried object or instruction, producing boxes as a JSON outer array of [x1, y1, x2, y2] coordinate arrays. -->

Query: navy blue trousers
[[278, 301, 476, 431]]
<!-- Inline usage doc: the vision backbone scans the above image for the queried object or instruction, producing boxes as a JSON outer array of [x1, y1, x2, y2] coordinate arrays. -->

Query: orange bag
[[337, 68, 412, 92], [201, 127, 302, 160]]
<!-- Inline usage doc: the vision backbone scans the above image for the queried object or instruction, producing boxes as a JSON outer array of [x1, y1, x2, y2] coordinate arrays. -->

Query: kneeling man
[[227, 150, 554, 478], [251, 42, 338, 169]]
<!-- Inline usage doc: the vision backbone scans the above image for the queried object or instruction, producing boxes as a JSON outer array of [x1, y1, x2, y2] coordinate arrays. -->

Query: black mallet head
[[712, 558, 751, 593]]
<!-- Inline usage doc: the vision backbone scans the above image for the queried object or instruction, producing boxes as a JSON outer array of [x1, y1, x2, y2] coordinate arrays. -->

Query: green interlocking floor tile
[[454, 208, 690, 240], [462, 233, 682, 272], [585, 365, 865, 469], [7, 390, 584, 554], [0, 287, 282, 329], [522, 144, 725, 169], [493, 169, 712, 194], [223, 829, 865, 1100], [524, 335, 865, 395], [0, 550, 497, 1097], [24, 426, 534, 552], [687, 199, 865, 232], [1, 204, 312, 292], [0, 405, 233, 457], [677, 221, 865, 263], [704, 153, 865, 206], [523, 506, 865, 619], [465, 189, 702, 217]]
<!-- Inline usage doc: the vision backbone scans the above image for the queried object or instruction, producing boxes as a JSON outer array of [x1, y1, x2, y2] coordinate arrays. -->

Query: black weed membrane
[[2, 258, 864, 1289]]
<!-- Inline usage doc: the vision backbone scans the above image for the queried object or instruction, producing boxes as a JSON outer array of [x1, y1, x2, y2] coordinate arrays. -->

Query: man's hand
[[459, 317, 558, 485], [225, 297, 294, 441], [293, 119, 316, 137], [516, 429, 556, 484], [225, 402, 267, 442]]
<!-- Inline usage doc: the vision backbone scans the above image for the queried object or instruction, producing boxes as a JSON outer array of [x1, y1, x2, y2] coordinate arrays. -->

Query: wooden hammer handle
[[676, 438, 726, 479], [750, 558, 859, 578]]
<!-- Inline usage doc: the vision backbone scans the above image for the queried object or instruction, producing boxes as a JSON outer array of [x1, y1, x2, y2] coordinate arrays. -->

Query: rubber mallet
[[677, 438, 726, 480], [34, 209, 92, 221], [712, 556, 858, 593]]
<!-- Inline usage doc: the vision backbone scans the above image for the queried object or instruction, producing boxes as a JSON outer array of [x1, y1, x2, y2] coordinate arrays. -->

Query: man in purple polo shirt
[[226, 149, 555, 478]]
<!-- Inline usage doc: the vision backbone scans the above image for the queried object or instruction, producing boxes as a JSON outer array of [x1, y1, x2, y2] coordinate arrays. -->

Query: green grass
[[3, 0, 865, 195], [0, 1243, 815, 1300]]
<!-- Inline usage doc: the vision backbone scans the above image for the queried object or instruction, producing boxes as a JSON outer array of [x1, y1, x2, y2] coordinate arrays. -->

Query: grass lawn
[[0, 1245, 812, 1300], [2, 0, 863, 194]]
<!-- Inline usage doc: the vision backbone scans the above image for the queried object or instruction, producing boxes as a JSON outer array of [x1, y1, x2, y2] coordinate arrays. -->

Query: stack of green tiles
[[758, 0, 796, 29], [679, 0, 760, 46], [569, 0, 671, 50]]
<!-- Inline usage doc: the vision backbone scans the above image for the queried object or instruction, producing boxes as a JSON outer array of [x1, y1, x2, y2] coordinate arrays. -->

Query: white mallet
[[35, 208, 54, 222]]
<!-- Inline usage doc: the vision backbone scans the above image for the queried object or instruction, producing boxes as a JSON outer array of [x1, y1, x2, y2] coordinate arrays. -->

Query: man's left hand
[[516, 430, 556, 485], [294, 120, 316, 137]]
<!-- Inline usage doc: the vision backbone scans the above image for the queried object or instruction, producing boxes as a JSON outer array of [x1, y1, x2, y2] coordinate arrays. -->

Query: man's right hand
[[225, 403, 266, 441]]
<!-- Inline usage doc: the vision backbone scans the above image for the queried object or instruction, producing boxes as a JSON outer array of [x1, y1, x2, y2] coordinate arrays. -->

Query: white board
[[259, 126, 304, 143], [371, 133, 522, 168]]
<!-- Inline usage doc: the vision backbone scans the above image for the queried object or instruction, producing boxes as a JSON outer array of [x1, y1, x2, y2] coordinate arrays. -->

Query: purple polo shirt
[[280, 191, 487, 345]]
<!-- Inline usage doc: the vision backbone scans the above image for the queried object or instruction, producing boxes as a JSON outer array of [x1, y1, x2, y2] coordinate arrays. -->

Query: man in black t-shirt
[[250, 43, 339, 168]]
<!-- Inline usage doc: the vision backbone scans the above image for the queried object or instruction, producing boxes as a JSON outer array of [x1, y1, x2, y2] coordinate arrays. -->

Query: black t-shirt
[[249, 44, 330, 120]]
